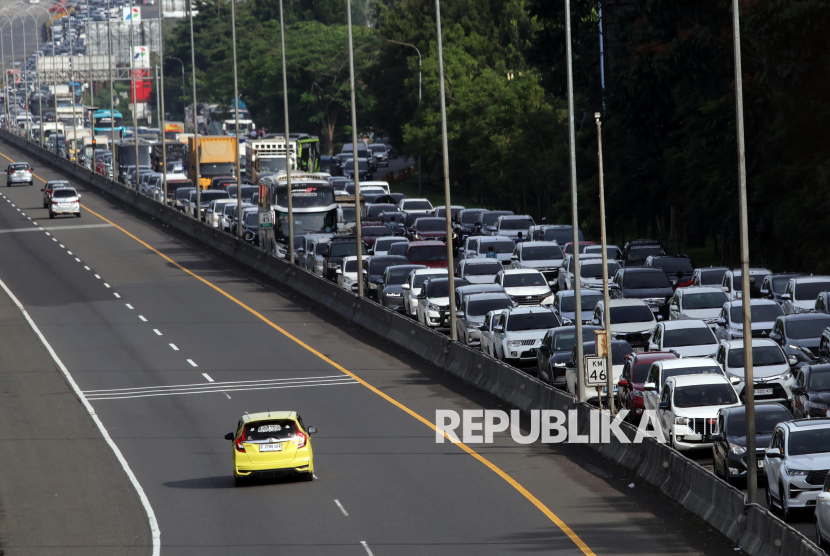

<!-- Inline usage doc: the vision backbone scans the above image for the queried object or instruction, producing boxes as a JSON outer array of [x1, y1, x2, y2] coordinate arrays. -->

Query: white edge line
[[334, 499, 349, 516], [0, 276, 161, 554], [85, 377, 358, 397], [85, 380, 358, 401], [84, 374, 350, 393]]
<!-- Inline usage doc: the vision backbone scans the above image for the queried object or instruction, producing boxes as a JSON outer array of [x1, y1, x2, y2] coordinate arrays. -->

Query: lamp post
[[12, 12, 30, 139], [278, 0, 292, 259], [0, 21, 8, 131], [24, 8, 47, 146], [230, 0, 242, 236], [594, 112, 614, 412], [187, 0, 200, 218], [158, 0, 167, 204], [731, 0, 757, 505], [434, 0, 457, 340], [564, 0, 585, 398], [346, 0, 362, 295], [166, 56, 185, 116], [385, 39, 421, 194], [0, 14, 15, 134], [128, 0, 139, 186]]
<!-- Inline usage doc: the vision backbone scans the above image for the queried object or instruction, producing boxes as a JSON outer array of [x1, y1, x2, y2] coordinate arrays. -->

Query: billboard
[[122, 6, 141, 23], [133, 46, 149, 69]]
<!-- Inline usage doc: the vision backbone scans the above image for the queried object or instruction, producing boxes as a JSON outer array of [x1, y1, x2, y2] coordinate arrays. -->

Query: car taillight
[[235, 431, 246, 452], [296, 430, 307, 449]]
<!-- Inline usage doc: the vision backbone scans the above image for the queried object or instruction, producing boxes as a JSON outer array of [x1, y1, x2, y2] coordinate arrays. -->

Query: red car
[[406, 240, 448, 269], [563, 241, 598, 256], [617, 351, 678, 423]]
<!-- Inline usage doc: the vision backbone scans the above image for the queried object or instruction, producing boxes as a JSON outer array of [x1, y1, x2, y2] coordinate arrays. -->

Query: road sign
[[258, 210, 274, 229], [584, 356, 607, 387]]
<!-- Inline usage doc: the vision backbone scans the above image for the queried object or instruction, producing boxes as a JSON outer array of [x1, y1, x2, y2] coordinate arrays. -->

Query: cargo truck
[[244, 137, 296, 184], [186, 135, 238, 190], [151, 141, 186, 174]]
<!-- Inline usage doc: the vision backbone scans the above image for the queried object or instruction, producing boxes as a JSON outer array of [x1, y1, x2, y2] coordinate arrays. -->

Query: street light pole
[[434, 0, 456, 340], [158, 0, 167, 204], [129, 0, 139, 185], [14, 13, 29, 139], [731, 0, 757, 504], [595, 112, 614, 412], [230, 0, 242, 237], [346, 0, 362, 296], [107, 0, 114, 152], [0, 21, 8, 131], [24, 10, 44, 146], [278, 0, 292, 261], [564, 0, 584, 399], [385, 39, 421, 195], [188, 0, 200, 218]]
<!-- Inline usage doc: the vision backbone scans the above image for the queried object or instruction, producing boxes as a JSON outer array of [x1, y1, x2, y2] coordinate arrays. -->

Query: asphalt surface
[[0, 137, 751, 555]]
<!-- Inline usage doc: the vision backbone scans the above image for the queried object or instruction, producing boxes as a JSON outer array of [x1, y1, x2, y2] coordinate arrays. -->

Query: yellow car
[[225, 411, 317, 487]]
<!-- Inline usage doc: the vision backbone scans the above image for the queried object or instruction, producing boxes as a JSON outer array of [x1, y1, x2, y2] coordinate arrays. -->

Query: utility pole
[[564, 0, 584, 399], [158, 0, 167, 203], [435, 0, 456, 340], [129, 0, 139, 184], [230, 0, 243, 236], [188, 0, 200, 217], [731, 0, 757, 504], [595, 112, 614, 413], [346, 0, 363, 296], [107, 0, 114, 157], [278, 0, 292, 260]]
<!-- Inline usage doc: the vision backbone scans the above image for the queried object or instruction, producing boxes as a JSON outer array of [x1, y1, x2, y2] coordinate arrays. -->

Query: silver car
[[48, 187, 81, 218], [6, 162, 33, 186]]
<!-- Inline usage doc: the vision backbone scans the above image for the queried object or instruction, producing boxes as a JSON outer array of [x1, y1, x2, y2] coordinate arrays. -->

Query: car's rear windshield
[[480, 240, 514, 254], [788, 429, 830, 456], [242, 419, 297, 441], [624, 271, 671, 289], [500, 217, 534, 230], [771, 276, 793, 294], [651, 258, 693, 274], [580, 262, 620, 279], [729, 303, 783, 323], [413, 272, 446, 287], [389, 243, 409, 256], [610, 305, 654, 324], [507, 312, 558, 331], [9, 163, 29, 171], [726, 409, 791, 436], [663, 327, 717, 347], [730, 272, 766, 292], [468, 297, 513, 317], [554, 331, 577, 352], [415, 218, 447, 232], [786, 317, 830, 340], [504, 273, 546, 288], [404, 200, 432, 210], [408, 245, 447, 262], [523, 246, 563, 261], [699, 269, 728, 285], [682, 292, 728, 310], [343, 260, 359, 272], [465, 262, 502, 276], [727, 345, 785, 368], [673, 384, 737, 408], [795, 281, 830, 301], [53, 189, 77, 198], [627, 244, 666, 261], [561, 293, 603, 313]]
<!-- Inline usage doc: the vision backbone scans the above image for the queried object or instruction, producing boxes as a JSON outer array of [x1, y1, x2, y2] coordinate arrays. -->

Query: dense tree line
[[163, 0, 830, 270]]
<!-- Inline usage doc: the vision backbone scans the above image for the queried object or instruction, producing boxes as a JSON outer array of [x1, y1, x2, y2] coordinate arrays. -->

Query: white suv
[[495, 269, 553, 306], [490, 306, 560, 364], [765, 419, 830, 522], [714, 339, 796, 405], [649, 320, 719, 357], [655, 374, 740, 451], [781, 276, 830, 315]]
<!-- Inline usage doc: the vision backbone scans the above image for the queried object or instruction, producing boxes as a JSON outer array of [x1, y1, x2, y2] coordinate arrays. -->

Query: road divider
[[2, 129, 822, 556]]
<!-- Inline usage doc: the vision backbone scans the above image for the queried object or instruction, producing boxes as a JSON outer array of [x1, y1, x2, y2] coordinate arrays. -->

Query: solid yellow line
[[0, 146, 596, 556]]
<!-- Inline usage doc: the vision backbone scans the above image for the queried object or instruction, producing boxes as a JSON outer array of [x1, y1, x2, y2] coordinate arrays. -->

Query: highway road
[[0, 136, 749, 555]]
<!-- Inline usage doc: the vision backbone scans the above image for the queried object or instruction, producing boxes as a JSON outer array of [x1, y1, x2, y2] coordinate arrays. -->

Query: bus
[[264, 174, 338, 244], [93, 109, 125, 134]]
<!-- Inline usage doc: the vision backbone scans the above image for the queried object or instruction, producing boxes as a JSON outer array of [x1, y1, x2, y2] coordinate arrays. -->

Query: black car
[[362, 255, 410, 299], [770, 313, 830, 363], [343, 160, 371, 181], [792, 364, 830, 419], [241, 211, 259, 245], [453, 208, 487, 250], [323, 236, 368, 280], [476, 210, 514, 236], [711, 404, 793, 484], [537, 325, 602, 386], [227, 185, 258, 203], [623, 239, 667, 268], [613, 268, 674, 319], [760, 273, 806, 304], [366, 203, 398, 220], [379, 264, 426, 311], [376, 210, 407, 228], [645, 254, 694, 288]]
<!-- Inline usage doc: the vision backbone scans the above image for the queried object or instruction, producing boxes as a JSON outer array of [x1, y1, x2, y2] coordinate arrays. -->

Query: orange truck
[[186, 135, 238, 190]]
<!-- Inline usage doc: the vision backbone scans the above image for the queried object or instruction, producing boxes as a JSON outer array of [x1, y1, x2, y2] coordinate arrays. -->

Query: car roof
[[458, 284, 503, 293], [629, 351, 678, 364], [719, 338, 778, 350], [558, 289, 603, 298], [374, 236, 406, 242], [657, 357, 719, 370], [607, 298, 650, 308], [403, 198, 431, 203], [408, 240, 445, 246], [781, 313, 830, 322], [662, 319, 711, 330], [508, 305, 554, 315], [479, 236, 514, 243], [499, 214, 533, 220], [677, 286, 725, 295], [728, 267, 772, 275], [724, 298, 779, 308], [723, 403, 790, 416], [580, 257, 611, 266], [668, 374, 729, 387], [501, 268, 543, 275], [783, 418, 830, 430], [466, 292, 511, 302], [791, 275, 830, 284], [412, 268, 447, 276], [243, 411, 296, 423], [464, 258, 503, 265], [624, 267, 666, 274], [519, 241, 560, 248]]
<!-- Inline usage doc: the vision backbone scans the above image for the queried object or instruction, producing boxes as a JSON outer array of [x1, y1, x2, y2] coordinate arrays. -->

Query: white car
[[479, 309, 503, 357], [715, 299, 784, 341], [466, 236, 515, 266], [667, 286, 729, 328], [494, 214, 535, 241], [721, 267, 772, 301], [643, 357, 729, 415], [490, 306, 560, 364], [591, 298, 655, 351], [372, 236, 408, 257], [714, 339, 796, 404], [336, 256, 359, 292], [781, 276, 830, 314], [495, 269, 553, 307], [766, 419, 830, 522], [219, 202, 239, 231], [48, 188, 81, 218], [509, 241, 564, 286], [654, 374, 740, 451], [649, 320, 719, 357], [399, 198, 434, 215], [207, 198, 237, 228], [360, 180, 391, 194], [402, 268, 447, 318], [416, 276, 457, 328], [557, 254, 602, 291], [456, 259, 503, 284]]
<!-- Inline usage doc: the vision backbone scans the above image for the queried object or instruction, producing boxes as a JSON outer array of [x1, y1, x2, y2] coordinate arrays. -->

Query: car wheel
[[298, 472, 314, 482], [76, 212, 81, 218], [29, 181, 33, 186], [234, 475, 247, 488], [766, 483, 775, 510], [43, 201, 47, 208], [781, 482, 792, 522], [48, 210, 54, 219]]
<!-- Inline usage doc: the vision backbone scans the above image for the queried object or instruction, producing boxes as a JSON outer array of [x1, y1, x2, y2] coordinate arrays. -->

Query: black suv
[[322, 236, 368, 281], [613, 268, 673, 319], [623, 239, 666, 268], [645, 254, 694, 288]]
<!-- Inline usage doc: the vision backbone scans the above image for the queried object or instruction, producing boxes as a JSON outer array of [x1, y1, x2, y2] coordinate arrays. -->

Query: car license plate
[[259, 443, 283, 452], [756, 388, 773, 396], [633, 347, 645, 352], [757, 460, 765, 469]]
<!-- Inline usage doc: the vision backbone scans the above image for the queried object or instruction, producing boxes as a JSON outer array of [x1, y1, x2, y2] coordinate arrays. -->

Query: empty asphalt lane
[[0, 140, 747, 555]]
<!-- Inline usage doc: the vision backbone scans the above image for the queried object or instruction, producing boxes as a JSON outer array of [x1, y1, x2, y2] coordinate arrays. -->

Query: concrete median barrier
[[1, 129, 823, 556]]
